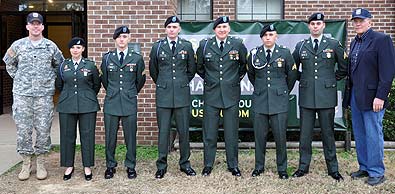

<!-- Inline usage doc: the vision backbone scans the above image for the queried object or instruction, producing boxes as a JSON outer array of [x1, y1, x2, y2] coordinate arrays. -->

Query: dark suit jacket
[[293, 36, 348, 109], [247, 44, 298, 114], [149, 38, 196, 108], [101, 48, 146, 116], [344, 29, 395, 110], [196, 36, 247, 109], [56, 58, 100, 113]]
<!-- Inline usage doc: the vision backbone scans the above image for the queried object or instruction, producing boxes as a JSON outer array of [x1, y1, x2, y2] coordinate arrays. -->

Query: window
[[237, 0, 283, 20], [177, 0, 212, 21], [18, 0, 84, 11]]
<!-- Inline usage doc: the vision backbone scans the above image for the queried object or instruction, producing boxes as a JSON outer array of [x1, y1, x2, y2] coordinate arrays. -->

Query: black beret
[[260, 24, 276, 38], [308, 12, 325, 23], [113, 26, 130, 39], [27, 12, 43, 24], [164, 16, 180, 28], [213, 16, 230, 29], [68, 37, 85, 49]]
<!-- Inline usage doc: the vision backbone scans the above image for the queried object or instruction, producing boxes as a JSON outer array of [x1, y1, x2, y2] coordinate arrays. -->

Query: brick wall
[[284, 0, 395, 46], [90, 0, 395, 145], [87, 0, 177, 145]]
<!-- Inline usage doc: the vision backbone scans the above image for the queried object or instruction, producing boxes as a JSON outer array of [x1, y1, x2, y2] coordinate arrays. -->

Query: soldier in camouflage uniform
[[2, 12, 64, 181]]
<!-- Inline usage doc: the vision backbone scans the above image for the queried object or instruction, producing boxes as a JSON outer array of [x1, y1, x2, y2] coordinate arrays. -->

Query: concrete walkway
[[0, 108, 60, 175]]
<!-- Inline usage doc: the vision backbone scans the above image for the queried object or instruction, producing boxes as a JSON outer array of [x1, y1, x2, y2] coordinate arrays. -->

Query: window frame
[[236, 0, 284, 21]]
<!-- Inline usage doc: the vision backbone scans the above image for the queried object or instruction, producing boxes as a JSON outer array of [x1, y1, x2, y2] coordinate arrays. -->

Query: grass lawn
[[0, 145, 394, 194]]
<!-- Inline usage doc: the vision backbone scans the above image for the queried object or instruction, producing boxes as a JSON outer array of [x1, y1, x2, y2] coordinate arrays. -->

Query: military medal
[[278, 61, 282, 67], [327, 52, 331, 58], [84, 71, 88, 76]]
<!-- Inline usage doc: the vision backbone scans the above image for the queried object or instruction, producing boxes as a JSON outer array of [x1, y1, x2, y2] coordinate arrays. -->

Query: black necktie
[[314, 39, 319, 52], [220, 41, 224, 52], [171, 41, 176, 54], [119, 51, 124, 64], [266, 49, 271, 62], [74, 62, 78, 70]]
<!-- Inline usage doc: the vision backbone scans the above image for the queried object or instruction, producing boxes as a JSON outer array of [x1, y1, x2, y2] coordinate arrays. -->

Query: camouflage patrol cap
[[213, 16, 230, 29], [68, 37, 85, 48], [308, 12, 324, 23], [113, 26, 130, 39], [164, 16, 180, 28], [27, 12, 43, 24], [260, 24, 276, 38]]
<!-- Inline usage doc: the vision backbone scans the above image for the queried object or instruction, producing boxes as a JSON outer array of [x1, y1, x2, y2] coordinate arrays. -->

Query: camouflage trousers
[[12, 95, 54, 155]]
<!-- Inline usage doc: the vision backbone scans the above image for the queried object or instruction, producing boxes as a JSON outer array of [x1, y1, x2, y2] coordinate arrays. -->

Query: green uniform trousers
[[203, 104, 239, 169], [254, 112, 288, 172], [59, 112, 96, 167], [298, 107, 339, 174], [156, 106, 191, 170], [104, 113, 137, 169]]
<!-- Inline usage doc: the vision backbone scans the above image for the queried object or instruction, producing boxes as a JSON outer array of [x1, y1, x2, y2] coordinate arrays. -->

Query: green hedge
[[383, 80, 395, 141]]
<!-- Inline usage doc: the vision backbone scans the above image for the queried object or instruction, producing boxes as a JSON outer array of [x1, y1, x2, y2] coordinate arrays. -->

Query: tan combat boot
[[36, 154, 48, 180], [18, 155, 32, 181]]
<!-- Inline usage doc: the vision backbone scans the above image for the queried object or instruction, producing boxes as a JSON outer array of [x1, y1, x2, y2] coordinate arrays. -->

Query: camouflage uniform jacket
[[3, 37, 64, 96]]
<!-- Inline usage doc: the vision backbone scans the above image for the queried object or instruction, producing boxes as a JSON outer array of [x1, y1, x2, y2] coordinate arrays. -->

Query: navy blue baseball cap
[[351, 8, 372, 20], [27, 12, 43, 24]]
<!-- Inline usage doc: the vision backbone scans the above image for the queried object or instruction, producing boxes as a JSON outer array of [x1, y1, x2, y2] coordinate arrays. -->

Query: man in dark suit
[[149, 16, 197, 179], [101, 26, 146, 179], [196, 16, 247, 177], [247, 24, 298, 179], [291, 13, 348, 181], [345, 8, 395, 186]]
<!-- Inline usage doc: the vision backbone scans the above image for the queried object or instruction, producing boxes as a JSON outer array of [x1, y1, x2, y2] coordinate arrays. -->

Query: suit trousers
[[156, 106, 191, 170], [104, 113, 137, 169], [298, 107, 339, 174], [203, 104, 239, 169], [351, 89, 385, 177], [254, 112, 288, 172], [59, 112, 96, 167]]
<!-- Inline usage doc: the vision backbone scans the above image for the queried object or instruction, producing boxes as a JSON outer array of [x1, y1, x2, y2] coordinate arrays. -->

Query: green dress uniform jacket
[[197, 36, 248, 109], [55, 58, 100, 168], [293, 36, 348, 109], [149, 38, 197, 171], [56, 58, 101, 113], [247, 44, 298, 114], [101, 49, 146, 116], [149, 38, 196, 108]]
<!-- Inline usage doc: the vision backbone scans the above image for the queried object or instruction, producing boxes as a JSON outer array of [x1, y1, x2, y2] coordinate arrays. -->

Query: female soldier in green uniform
[[56, 37, 101, 181]]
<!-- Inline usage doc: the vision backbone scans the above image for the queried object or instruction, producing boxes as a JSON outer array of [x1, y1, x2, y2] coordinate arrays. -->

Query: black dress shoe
[[292, 169, 307, 178], [181, 167, 196, 176], [366, 175, 385, 186], [228, 167, 241, 177], [201, 167, 212, 176], [278, 171, 289, 179], [127, 168, 137, 179], [155, 169, 166, 179], [63, 168, 74, 181], [84, 173, 93, 181], [329, 171, 344, 181], [104, 167, 116, 179], [251, 169, 263, 177], [350, 170, 369, 179]]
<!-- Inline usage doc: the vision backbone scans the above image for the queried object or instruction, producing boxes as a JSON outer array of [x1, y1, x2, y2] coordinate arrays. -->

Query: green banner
[[179, 20, 348, 131]]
